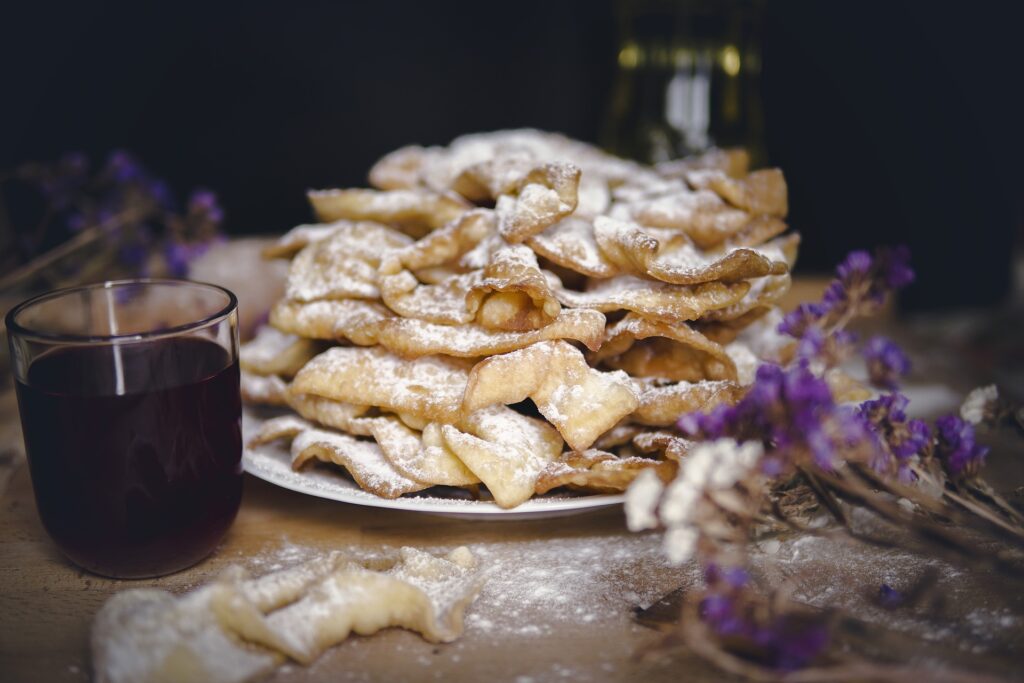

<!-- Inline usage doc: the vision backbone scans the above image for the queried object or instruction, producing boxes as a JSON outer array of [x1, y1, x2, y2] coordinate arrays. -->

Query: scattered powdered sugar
[[464, 535, 685, 636], [242, 533, 687, 642]]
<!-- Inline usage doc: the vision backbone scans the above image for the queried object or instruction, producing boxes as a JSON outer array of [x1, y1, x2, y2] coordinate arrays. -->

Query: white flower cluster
[[960, 384, 998, 425], [625, 438, 764, 564]]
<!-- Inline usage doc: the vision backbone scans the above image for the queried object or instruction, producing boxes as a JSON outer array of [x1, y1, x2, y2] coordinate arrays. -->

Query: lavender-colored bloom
[[164, 242, 192, 277], [148, 179, 176, 211], [876, 245, 914, 289], [935, 415, 988, 478], [188, 188, 224, 220], [679, 363, 871, 474], [66, 212, 87, 232], [778, 302, 829, 339], [858, 393, 931, 479], [37, 151, 90, 209], [795, 326, 824, 359], [895, 418, 931, 459], [106, 150, 142, 183], [699, 576, 830, 671], [836, 250, 873, 281], [781, 247, 916, 342], [772, 620, 831, 671], [863, 336, 911, 389], [878, 583, 905, 608]]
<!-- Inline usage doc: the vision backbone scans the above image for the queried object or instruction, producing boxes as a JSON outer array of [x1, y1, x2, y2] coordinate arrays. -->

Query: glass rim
[[4, 278, 238, 344]]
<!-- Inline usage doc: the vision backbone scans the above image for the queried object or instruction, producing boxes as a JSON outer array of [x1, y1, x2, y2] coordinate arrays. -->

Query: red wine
[[14, 336, 242, 578]]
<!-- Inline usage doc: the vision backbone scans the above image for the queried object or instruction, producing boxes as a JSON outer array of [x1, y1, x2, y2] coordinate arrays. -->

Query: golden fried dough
[[527, 216, 619, 278], [441, 406, 562, 508], [307, 188, 470, 237], [593, 216, 789, 285], [285, 222, 412, 301], [462, 341, 639, 451], [535, 451, 677, 494], [270, 299, 392, 345], [554, 276, 750, 323], [369, 308, 606, 358], [593, 313, 738, 383], [290, 346, 470, 423], [631, 379, 745, 426], [241, 326, 324, 378], [379, 209, 495, 275]]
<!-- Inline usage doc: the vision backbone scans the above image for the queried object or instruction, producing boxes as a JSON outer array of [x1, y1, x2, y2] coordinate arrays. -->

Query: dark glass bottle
[[603, 0, 767, 165]]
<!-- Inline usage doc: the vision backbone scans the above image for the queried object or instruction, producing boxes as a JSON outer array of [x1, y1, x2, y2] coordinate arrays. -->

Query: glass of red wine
[[6, 279, 242, 578]]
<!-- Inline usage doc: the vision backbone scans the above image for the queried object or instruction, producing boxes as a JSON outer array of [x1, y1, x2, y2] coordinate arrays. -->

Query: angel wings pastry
[[242, 129, 801, 508]]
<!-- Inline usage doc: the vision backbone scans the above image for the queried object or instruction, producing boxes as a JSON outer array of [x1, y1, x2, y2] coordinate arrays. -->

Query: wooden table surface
[[0, 437, 723, 683]]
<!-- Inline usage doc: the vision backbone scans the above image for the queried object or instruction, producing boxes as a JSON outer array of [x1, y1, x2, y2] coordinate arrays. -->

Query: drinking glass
[[6, 279, 242, 578]]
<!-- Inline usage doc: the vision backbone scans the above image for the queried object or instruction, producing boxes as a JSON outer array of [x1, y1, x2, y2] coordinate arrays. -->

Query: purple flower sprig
[[779, 247, 914, 374], [935, 415, 988, 480], [863, 336, 911, 389], [857, 393, 931, 482], [700, 564, 831, 671], [11, 150, 225, 279], [679, 363, 873, 474]]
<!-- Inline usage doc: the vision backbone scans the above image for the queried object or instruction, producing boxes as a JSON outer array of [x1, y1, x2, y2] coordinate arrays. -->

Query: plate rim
[[242, 442, 626, 517]]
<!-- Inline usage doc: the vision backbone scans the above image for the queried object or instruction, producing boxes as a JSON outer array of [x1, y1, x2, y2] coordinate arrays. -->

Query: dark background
[[2, 1, 1022, 311]]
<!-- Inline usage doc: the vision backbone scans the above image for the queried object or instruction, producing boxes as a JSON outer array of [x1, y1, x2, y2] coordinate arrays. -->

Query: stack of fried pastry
[[241, 129, 798, 508]]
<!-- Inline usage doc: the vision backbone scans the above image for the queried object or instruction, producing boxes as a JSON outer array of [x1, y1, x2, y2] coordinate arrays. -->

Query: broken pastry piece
[[252, 416, 428, 498], [441, 406, 563, 508], [92, 547, 482, 683], [462, 341, 639, 452]]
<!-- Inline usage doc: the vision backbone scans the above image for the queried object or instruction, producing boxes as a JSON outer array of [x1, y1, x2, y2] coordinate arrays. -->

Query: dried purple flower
[[699, 571, 831, 671], [105, 150, 143, 184], [778, 302, 830, 338], [876, 245, 915, 289], [858, 393, 930, 481], [796, 327, 858, 369], [33, 151, 90, 210], [187, 188, 225, 225], [778, 247, 915, 345], [680, 363, 872, 474], [935, 415, 988, 479], [863, 336, 911, 389], [878, 583, 905, 608]]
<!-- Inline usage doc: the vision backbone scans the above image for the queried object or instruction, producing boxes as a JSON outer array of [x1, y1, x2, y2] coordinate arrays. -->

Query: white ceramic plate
[[242, 410, 625, 520]]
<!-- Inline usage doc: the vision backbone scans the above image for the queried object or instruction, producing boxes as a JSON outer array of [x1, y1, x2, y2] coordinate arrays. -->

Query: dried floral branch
[[0, 151, 225, 291], [626, 246, 1024, 680]]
